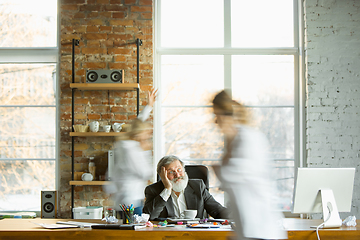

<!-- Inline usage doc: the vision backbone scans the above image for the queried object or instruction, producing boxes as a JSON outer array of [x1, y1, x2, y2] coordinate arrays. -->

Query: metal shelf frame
[[70, 38, 142, 218]]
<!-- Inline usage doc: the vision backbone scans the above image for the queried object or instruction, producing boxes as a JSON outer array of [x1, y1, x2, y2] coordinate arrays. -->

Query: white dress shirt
[[160, 188, 187, 218]]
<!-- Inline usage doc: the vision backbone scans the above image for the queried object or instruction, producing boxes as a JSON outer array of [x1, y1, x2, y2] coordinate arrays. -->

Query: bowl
[[184, 209, 197, 219], [73, 125, 89, 132], [81, 173, 93, 181]]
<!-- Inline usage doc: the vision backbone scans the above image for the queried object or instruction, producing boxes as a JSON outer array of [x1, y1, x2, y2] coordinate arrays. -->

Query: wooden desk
[[0, 218, 359, 240], [285, 218, 360, 240]]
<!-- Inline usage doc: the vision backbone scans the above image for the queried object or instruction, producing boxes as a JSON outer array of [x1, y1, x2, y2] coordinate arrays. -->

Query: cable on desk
[[315, 206, 331, 240], [316, 222, 325, 240]]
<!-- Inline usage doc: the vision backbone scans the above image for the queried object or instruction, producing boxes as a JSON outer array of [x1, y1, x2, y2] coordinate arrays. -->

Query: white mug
[[112, 123, 124, 132], [103, 125, 111, 133], [89, 121, 99, 132], [81, 173, 93, 181], [184, 209, 197, 219]]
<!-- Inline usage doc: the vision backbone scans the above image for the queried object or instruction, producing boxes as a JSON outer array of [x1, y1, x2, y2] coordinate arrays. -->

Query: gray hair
[[156, 155, 184, 175]]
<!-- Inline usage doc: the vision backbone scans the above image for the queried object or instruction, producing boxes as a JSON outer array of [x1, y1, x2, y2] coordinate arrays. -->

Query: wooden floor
[[0, 218, 359, 240]]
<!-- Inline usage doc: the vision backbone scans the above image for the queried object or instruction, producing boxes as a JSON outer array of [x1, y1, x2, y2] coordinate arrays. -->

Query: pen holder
[[122, 210, 134, 224], [119, 204, 135, 224]]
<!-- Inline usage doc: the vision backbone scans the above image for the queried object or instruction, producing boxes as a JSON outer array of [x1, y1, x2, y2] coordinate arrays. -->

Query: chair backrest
[[156, 164, 209, 190], [184, 165, 209, 190]]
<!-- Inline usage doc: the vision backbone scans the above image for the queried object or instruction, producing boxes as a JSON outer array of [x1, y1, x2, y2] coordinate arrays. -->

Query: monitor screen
[[292, 167, 355, 214]]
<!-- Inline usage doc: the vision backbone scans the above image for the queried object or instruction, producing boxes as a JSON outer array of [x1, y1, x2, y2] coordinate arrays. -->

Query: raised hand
[[160, 166, 172, 190], [148, 89, 158, 107]]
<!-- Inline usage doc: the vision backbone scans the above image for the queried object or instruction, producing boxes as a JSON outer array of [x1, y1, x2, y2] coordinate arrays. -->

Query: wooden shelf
[[70, 83, 139, 90], [70, 132, 126, 137], [70, 181, 111, 186]]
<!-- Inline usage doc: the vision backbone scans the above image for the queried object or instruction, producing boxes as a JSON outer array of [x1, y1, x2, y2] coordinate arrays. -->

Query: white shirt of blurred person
[[212, 90, 287, 240], [105, 89, 157, 212]]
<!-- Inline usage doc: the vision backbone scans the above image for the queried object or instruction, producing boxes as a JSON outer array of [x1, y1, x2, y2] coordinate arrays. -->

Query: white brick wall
[[305, 0, 360, 218]]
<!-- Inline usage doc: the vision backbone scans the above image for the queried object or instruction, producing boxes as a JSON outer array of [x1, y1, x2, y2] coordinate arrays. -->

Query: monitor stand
[[311, 189, 343, 228]]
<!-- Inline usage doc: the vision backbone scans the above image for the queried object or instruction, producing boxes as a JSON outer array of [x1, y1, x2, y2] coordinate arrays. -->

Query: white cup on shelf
[[112, 123, 124, 132], [103, 125, 111, 133], [89, 121, 99, 132]]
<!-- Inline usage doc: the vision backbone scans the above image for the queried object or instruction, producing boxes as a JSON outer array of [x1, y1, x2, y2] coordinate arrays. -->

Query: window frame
[[153, 0, 305, 212], [0, 0, 60, 213]]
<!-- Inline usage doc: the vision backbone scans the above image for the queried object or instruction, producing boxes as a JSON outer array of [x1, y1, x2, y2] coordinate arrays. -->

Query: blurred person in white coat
[[105, 89, 157, 214], [212, 90, 287, 240]]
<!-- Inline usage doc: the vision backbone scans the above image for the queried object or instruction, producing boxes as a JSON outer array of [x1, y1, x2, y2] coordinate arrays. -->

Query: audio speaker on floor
[[41, 191, 57, 218], [86, 69, 124, 83]]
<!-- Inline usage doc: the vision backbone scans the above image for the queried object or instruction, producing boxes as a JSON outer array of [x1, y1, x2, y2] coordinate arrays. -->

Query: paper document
[[57, 221, 102, 228], [33, 222, 79, 229], [187, 224, 232, 229], [207, 219, 228, 222], [167, 218, 200, 222]]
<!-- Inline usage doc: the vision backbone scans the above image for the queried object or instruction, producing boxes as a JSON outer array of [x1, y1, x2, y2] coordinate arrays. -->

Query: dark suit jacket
[[143, 179, 229, 220]]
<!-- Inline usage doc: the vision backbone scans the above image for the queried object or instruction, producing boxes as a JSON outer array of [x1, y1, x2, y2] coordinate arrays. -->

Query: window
[[0, 0, 58, 211], [154, 0, 302, 210]]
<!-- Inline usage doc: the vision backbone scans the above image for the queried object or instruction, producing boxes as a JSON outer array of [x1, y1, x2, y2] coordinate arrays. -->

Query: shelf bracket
[[136, 38, 142, 116], [71, 39, 79, 219]]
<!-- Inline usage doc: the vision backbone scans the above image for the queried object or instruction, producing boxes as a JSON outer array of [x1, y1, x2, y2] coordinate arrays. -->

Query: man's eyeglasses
[[167, 168, 183, 176]]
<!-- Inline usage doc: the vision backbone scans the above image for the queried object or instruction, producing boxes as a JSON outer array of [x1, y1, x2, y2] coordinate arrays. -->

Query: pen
[[119, 204, 131, 223], [122, 204, 127, 211]]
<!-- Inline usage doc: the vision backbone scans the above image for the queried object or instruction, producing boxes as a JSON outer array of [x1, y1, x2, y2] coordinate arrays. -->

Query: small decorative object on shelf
[[73, 124, 88, 132], [89, 157, 96, 180]]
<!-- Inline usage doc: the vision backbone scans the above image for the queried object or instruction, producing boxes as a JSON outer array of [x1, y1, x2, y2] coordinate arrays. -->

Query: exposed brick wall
[[305, 0, 360, 218], [59, 0, 153, 218]]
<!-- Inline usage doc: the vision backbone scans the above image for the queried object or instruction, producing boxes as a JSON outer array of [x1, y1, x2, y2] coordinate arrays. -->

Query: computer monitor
[[292, 167, 356, 228]]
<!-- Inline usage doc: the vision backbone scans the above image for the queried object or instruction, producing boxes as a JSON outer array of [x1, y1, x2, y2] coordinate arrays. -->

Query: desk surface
[[0, 218, 359, 240]]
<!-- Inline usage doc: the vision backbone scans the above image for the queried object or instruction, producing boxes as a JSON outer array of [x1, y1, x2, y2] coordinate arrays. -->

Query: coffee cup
[[184, 209, 197, 219], [103, 125, 111, 133], [89, 121, 99, 132], [81, 173, 93, 181]]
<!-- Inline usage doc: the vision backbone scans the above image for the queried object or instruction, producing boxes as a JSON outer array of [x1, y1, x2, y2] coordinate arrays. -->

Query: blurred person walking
[[212, 90, 287, 240], [105, 89, 157, 214]]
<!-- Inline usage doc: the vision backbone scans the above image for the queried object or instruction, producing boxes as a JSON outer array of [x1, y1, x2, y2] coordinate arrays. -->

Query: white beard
[[171, 172, 189, 192]]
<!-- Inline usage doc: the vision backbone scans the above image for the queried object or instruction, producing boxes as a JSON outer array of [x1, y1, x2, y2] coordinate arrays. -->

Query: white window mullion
[[294, 0, 306, 168], [224, 55, 232, 91], [0, 48, 58, 63], [224, 0, 231, 48], [157, 47, 298, 55], [153, 0, 163, 182], [224, 0, 232, 95]]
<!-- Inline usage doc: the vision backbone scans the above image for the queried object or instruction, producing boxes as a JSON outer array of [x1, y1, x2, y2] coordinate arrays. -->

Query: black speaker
[[41, 191, 57, 218], [86, 69, 124, 83]]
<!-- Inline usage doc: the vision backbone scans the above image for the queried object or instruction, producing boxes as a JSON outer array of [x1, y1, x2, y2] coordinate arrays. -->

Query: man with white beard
[[143, 155, 229, 220]]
